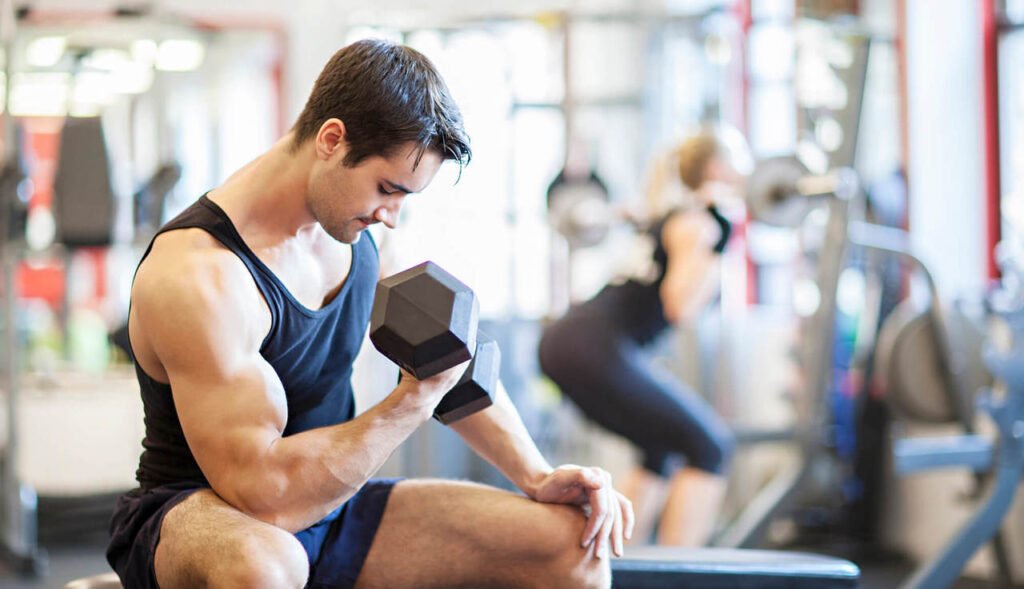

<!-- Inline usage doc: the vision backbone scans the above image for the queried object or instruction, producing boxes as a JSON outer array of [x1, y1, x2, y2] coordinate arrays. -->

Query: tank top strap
[[139, 194, 286, 344]]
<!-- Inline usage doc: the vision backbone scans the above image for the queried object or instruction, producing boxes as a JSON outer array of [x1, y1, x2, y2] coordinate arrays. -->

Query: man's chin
[[334, 228, 363, 244]]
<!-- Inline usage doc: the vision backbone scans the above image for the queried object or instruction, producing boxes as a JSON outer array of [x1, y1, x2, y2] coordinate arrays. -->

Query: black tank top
[[581, 205, 729, 343], [132, 195, 379, 491]]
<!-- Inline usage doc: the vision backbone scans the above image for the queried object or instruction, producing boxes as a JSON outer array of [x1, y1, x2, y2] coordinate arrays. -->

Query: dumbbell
[[369, 261, 501, 425]]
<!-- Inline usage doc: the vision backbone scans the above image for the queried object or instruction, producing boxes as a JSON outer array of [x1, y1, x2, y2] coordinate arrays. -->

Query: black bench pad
[[611, 547, 860, 588]]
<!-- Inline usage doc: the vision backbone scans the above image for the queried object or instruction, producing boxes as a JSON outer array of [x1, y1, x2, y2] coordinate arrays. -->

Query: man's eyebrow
[[383, 180, 413, 194]]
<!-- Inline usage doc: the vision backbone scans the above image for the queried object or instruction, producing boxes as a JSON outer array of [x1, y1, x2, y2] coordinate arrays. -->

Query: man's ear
[[315, 118, 348, 161]]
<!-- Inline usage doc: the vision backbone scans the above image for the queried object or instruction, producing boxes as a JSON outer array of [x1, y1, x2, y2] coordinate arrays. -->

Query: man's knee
[[531, 504, 611, 589], [212, 529, 309, 589], [551, 550, 611, 589]]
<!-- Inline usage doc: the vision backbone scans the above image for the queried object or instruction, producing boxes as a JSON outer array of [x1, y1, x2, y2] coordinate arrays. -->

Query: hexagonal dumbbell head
[[370, 261, 479, 379], [434, 331, 501, 425]]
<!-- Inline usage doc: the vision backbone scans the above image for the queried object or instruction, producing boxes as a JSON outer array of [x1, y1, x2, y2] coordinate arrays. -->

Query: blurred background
[[0, 0, 1023, 587]]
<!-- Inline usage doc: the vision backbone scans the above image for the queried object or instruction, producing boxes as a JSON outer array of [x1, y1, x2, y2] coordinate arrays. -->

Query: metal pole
[[0, 0, 43, 575]]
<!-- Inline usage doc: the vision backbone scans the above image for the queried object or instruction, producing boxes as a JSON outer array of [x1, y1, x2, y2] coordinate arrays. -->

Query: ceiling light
[[82, 48, 132, 71], [131, 39, 158, 65], [156, 39, 204, 72], [110, 62, 153, 94], [27, 36, 66, 68], [10, 72, 70, 117]]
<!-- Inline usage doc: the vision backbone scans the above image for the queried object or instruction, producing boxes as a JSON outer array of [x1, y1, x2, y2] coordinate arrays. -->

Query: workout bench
[[65, 548, 859, 588]]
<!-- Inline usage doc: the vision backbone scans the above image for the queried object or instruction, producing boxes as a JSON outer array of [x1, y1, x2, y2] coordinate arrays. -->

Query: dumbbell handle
[[394, 333, 500, 425], [433, 334, 500, 425]]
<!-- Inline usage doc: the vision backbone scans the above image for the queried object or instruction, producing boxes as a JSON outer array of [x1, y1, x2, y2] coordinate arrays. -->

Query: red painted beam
[[732, 0, 756, 306], [895, 0, 909, 220], [980, 0, 1002, 281]]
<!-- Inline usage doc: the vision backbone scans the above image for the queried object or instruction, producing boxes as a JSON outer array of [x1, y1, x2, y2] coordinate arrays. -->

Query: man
[[107, 38, 633, 589]]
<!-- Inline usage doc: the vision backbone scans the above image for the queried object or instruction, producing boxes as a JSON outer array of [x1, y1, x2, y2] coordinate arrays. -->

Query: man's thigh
[[356, 479, 601, 589]]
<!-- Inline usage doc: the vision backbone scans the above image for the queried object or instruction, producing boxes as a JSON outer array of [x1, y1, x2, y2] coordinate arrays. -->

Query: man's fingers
[[590, 469, 615, 558], [595, 489, 615, 559], [579, 467, 605, 489], [580, 477, 610, 547], [611, 493, 624, 557], [580, 507, 603, 548], [542, 465, 634, 556], [619, 492, 635, 541]]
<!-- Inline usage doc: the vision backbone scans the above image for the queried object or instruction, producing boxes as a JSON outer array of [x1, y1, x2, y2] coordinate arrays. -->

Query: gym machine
[[890, 307, 1024, 589], [712, 158, 863, 549], [884, 240, 1024, 589], [724, 149, 1024, 588]]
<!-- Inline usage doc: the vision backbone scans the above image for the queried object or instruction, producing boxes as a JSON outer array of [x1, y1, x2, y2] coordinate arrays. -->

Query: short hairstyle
[[291, 39, 471, 170]]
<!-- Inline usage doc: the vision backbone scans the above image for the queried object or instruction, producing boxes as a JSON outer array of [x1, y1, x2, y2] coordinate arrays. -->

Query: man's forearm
[[232, 388, 431, 532], [450, 382, 553, 497]]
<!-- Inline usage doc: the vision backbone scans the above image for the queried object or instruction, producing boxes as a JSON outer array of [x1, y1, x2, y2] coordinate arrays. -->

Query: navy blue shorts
[[106, 478, 400, 589]]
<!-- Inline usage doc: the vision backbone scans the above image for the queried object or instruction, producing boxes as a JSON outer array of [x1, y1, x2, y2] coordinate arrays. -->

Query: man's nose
[[374, 204, 399, 229]]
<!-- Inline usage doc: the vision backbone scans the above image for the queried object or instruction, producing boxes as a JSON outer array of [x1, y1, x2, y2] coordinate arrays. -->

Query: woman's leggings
[[538, 308, 733, 477]]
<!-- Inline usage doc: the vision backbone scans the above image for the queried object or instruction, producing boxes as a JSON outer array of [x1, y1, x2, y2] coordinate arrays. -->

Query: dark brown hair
[[291, 39, 471, 169]]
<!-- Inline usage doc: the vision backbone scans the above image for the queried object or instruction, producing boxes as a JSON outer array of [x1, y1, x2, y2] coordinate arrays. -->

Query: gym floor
[[1, 534, 1021, 588]]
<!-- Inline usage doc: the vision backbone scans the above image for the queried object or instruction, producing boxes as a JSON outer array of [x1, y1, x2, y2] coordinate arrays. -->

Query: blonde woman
[[539, 126, 750, 547]]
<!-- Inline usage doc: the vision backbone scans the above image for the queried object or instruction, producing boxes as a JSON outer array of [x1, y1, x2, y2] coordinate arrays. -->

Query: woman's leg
[[656, 467, 728, 546], [617, 466, 666, 545]]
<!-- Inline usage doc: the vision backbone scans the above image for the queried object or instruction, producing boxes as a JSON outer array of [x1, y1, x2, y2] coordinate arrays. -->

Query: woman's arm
[[658, 212, 722, 324]]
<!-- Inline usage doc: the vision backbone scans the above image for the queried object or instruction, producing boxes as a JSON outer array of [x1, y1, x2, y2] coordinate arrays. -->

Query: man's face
[[309, 140, 443, 244]]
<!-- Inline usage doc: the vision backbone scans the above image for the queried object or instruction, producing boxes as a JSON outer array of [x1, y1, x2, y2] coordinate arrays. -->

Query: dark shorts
[[106, 478, 400, 589]]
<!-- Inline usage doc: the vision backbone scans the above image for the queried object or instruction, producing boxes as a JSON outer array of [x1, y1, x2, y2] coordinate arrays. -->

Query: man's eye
[[378, 185, 391, 195]]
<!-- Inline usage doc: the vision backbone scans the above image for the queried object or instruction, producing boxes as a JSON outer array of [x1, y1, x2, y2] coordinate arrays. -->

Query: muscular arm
[[134, 243, 462, 533], [448, 382, 553, 496], [659, 212, 722, 324]]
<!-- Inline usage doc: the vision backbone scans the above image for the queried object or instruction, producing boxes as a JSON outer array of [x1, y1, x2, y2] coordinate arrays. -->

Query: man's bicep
[[168, 354, 288, 483], [140, 266, 287, 490]]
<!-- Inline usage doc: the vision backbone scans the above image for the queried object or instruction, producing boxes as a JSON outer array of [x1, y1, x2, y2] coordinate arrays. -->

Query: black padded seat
[[611, 547, 860, 588], [68, 547, 860, 588]]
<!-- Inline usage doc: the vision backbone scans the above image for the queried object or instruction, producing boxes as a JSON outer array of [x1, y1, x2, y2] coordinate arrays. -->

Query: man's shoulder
[[135, 229, 255, 313]]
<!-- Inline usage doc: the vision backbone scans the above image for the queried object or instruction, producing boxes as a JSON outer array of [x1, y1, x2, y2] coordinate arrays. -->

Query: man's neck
[[211, 134, 319, 244]]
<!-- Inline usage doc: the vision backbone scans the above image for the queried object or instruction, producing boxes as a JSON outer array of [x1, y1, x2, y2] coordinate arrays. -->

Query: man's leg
[[154, 489, 310, 589], [356, 479, 611, 589]]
